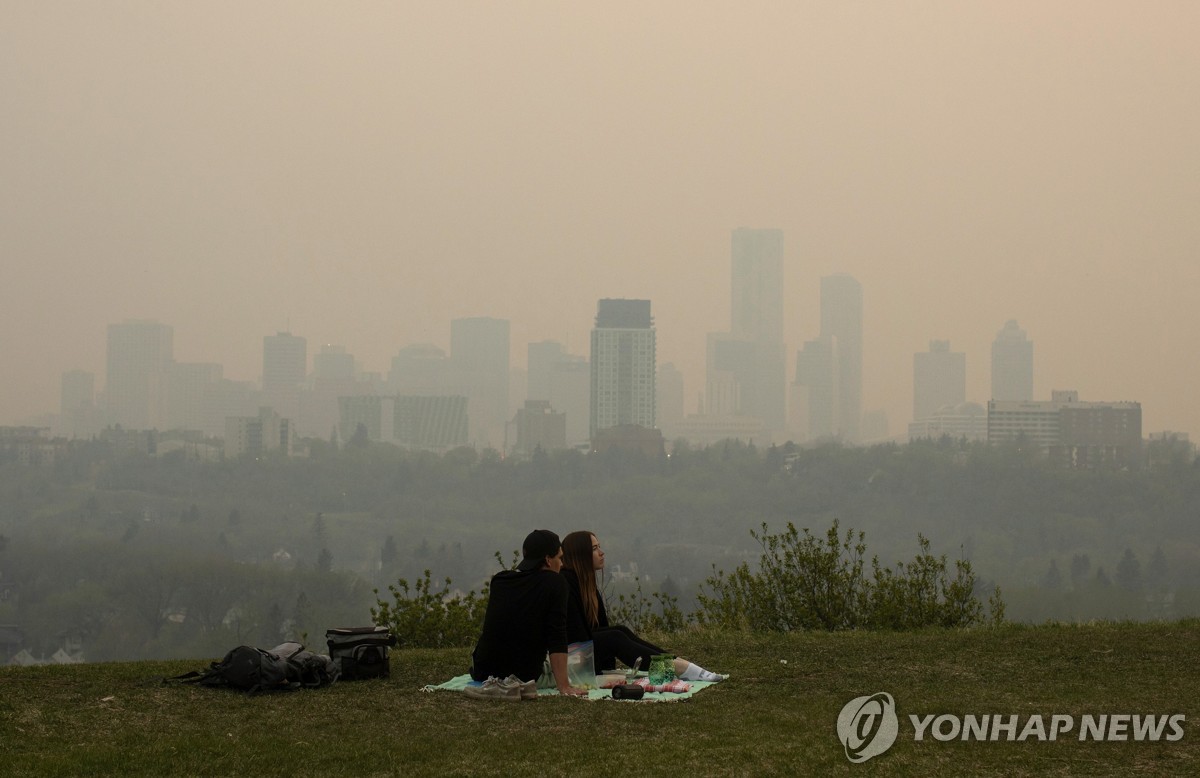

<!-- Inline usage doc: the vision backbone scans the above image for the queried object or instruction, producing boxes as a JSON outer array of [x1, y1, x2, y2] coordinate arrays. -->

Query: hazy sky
[[3, 2, 1198, 436]]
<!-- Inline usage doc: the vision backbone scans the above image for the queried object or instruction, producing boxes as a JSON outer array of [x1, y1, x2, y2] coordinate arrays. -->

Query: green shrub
[[371, 568, 488, 649], [696, 520, 1004, 631], [606, 576, 692, 634]]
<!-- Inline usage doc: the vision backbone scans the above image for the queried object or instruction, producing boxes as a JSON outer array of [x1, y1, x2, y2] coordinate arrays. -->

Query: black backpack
[[167, 642, 338, 694], [326, 627, 396, 680]]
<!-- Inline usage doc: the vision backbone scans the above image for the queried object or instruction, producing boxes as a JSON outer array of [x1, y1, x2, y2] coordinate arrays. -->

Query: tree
[[317, 548, 333, 573], [1070, 554, 1091, 589], [1147, 546, 1168, 589], [1115, 549, 1142, 593], [381, 535, 398, 569], [348, 423, 369, 449], [1042, 559, 1063, 590]]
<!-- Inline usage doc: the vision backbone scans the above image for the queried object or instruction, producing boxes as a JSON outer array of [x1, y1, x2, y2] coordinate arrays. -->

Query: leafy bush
[[371, 569, 489, 649], [696, 520, 1004, 631], [605, 576, 692, 634]]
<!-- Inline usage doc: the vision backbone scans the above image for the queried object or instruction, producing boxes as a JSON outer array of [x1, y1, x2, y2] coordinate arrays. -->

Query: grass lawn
[[2, 622, 1198, 776]]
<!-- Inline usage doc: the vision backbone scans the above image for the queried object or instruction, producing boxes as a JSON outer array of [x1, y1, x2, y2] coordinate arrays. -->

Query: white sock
[[679, 662, 724, 682]]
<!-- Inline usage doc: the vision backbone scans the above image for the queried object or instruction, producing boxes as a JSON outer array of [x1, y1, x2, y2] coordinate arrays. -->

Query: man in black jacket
[[469, 529, 586, 696]]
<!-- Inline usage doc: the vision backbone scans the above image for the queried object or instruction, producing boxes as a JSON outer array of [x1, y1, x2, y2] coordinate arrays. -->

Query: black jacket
[[470, 568, 568, 683]]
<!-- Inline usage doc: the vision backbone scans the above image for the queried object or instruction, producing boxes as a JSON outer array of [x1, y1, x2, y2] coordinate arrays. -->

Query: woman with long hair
[[560, 530, 724, 682]]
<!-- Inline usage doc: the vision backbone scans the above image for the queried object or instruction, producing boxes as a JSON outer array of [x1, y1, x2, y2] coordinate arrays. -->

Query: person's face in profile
[[544, 547, 564, 573], [590, 535, 605, 571]]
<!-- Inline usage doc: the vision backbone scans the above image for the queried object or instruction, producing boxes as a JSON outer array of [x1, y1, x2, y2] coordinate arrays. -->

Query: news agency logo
[[837, 692, 899, 763], [837, 692, 1187, 764]]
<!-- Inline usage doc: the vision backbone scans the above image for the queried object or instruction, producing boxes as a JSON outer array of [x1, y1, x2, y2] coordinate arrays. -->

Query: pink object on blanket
[[632, 677, 691, 694]]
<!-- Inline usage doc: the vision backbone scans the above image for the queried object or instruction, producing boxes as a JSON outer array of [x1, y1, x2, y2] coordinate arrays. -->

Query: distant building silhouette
[[988, 390, 1141, 468], [705, 228, 786, 432], [166, 362, 222, 433], [792, 335, 837, 440], [991, 320, 1033, 402], [300, 344, 361, 438], [821, 274, 863, 442], [59, 370, 99, 439], [913, 340, 966, 422], [590, 299, 655, 442], [549, 354, 590, 446], [527, 340, 567, 402], [513, 400, 567, 456], [225, 407, 292, 459], [106, 319, 173, 430], [393, 395, 469, 450], [909, 402, 987, 442], [262, 332, 307, 421], [388, 343, 450, 393], [450, 316, 510, 447], [656, 362, 685, 428]]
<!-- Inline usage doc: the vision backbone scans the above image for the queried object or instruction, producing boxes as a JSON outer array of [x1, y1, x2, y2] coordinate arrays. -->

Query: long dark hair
[[562, 530, 600, 628]]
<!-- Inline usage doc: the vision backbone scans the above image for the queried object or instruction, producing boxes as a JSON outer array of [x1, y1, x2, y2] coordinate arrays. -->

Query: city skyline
[[3, 4, 1198, 438]]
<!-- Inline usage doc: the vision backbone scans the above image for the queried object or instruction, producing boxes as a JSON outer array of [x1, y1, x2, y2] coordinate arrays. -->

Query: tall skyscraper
[[656, 362, 685, 428], [167, 362, 223, 432], [106, 319, 174, 430], [820, 274, 863, 442], [590, 299, 656, 440], [793, 336, 837, 440], [61, 370, 94, 416], [991, 320, 1033, 402], [706, 228, 786, 431], [60, 369, 97, 439], [450, 316, 510, 446], [913, 340, 966, 422], [262, 332, 307, 420], [527, 340, 567, 402], [389, 343, 450, 393], [731, 228, 784, 343], [549, 355, 590, 445]]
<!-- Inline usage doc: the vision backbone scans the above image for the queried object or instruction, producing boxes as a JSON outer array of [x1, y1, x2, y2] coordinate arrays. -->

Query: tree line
[[0, 433, 1197, 660]]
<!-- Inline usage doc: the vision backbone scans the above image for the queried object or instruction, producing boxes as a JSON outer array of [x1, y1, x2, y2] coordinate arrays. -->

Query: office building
[[301, 345, 361, 439], [705, 228, 786, 430], [909, 402, 987, 442], [450, 317, 510, 446], [389, 344, 451, 393], [590, 299, 656, 440], [394, 395, 469, 451], [820, 274, 863, 442], [527, 341, 567, 402], [657, 362, 685, 428], [263, 332, 307, 420], [60, 370, 100, 439], [166, 362, 223, 432], [988, 390, 1141, 468], [225, 407, 292, 459], [991, 320, 1033, 402], [792, 336, 837, 440], [913, 340, 966, 422], [513, 400, 567, 456], [549, 355, 590, 445], [106, 319, 173, 430]]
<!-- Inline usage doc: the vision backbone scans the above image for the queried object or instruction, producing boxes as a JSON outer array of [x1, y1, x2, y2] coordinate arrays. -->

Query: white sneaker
[[503, 674, 539, 700], [463, 676, 521, 701]]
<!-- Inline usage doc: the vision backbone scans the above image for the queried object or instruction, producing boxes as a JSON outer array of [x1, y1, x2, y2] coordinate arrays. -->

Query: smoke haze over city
[[3, 2, 1198, 437]]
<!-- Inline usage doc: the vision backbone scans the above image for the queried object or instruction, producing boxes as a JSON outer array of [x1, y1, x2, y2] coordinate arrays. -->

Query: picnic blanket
[[421, 673, 723, 702]]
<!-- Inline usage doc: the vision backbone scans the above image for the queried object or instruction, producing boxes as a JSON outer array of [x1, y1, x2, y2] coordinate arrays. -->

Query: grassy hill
[[3, 622, 1198, 776]]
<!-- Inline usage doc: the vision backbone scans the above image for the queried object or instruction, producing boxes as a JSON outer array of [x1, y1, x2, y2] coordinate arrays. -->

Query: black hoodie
[[469, 567, 568, 683]]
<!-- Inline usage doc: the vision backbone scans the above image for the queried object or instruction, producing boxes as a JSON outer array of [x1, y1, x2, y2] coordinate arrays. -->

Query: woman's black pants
[[592, 625, 668, 673]]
